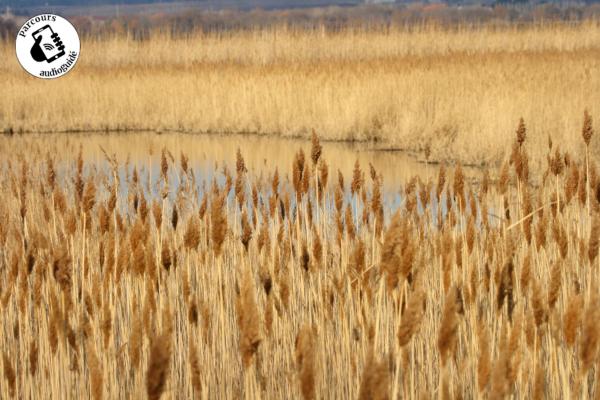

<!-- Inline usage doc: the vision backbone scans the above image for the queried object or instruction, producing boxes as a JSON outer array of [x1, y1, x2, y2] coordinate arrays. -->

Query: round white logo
[[15, 14, 80, 79]]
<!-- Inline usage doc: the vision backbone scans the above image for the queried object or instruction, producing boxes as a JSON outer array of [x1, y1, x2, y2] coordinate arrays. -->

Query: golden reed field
[[1, 113, 600, 399], [1, 21, 600, 164]]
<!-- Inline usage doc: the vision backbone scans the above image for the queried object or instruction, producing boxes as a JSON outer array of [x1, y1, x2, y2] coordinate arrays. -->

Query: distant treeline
[[2, 3, 600, 40], [3, 0, 600, 8], [5, 0, 159, 4]]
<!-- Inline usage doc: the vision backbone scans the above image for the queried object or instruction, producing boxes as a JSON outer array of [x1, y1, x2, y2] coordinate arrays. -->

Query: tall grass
[[1, 21, 600, 164], [0, 114, 599, 398]]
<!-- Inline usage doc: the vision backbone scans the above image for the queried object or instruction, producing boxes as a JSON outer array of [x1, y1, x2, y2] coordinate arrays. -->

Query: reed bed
[[0, 116, 599, 399], [2, 22, 600, 164]]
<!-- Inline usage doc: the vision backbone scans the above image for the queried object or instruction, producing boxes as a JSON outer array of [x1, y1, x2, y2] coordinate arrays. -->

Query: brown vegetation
[[1, 22, 600, 164], [0, 115, 600, 398]]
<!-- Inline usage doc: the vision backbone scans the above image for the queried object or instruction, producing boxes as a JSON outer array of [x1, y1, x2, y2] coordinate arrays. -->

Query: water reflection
[[1, 131, 490, 226]]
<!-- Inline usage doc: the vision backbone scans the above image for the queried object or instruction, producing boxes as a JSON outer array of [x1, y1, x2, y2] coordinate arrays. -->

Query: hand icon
[[30, 34, 46, 62]]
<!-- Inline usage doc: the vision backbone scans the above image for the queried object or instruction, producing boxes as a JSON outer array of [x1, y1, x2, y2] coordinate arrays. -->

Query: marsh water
[[5, 131, 483, 180], [1, 131, 488, 221]]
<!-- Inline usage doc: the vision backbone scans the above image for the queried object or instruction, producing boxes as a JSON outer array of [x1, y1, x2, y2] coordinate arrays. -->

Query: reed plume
[[358, 346, 390, 400], [46, 153, 56, 191], [520, 251, 532, 294], [351, 160, 363, 196], [101, 300, 112, 350], [183, 217, 200, 250], [397, 289, 426, 347], [564, 293, 583, 348], [271, 168, 280, 197], [86, 341, 103, 400], [146, 331, 172, 400], [380, 210, 408, 291], [236, 147, 247, 175], [312, 229, 323, 271], [264, 294, 274, 338], [589, 214, 600, 265], [531, 279, 547, 328], [241, 209, 253, 252], [489, 328, 510, 399], [235, 149, 247, 208], [300, 243, 310, 272], [349, 239, 366, 281], [199, 195, 208, 220], [533, 357, 545, 400], [161, 239, 172, 271], [565, 162, 579, 205], [52, 242, 72, 293], [318, 159, 328, 200], [236, 267, 261, 369], [188, 295, 199, 326], [436, 163, 446, 201], [296, 324, 317, 400], [345, 206, 356, 241], [477, 321, 491, 393], [371, 174, 384, 233], [583, 110, 594, 146], [496, 260, 514, 319], [437, 285, 461, 366], [179, 151, 189, 176], [453, 163, 465, 208], [548, 260, 562, 310], [129, 312, 143, 370], [152, 200, 162, 230], [310, 130, 322, 165], [293, 150, 306, 198], [160, 148, 169, 182], [171, 205, 178, 230], [188, 338, 202, 394], [498, 161, 509, 196], [210, 189, 227, 257], [516, 117, 527, 147], [29, 339, 38, 377], [3, 351, 16, 398], [535, 211, 547, 251], [550, 147, 564, 177], [98, 205, 110, 234], [74, 146, 84, 208], [579, 294, 600, 376]]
